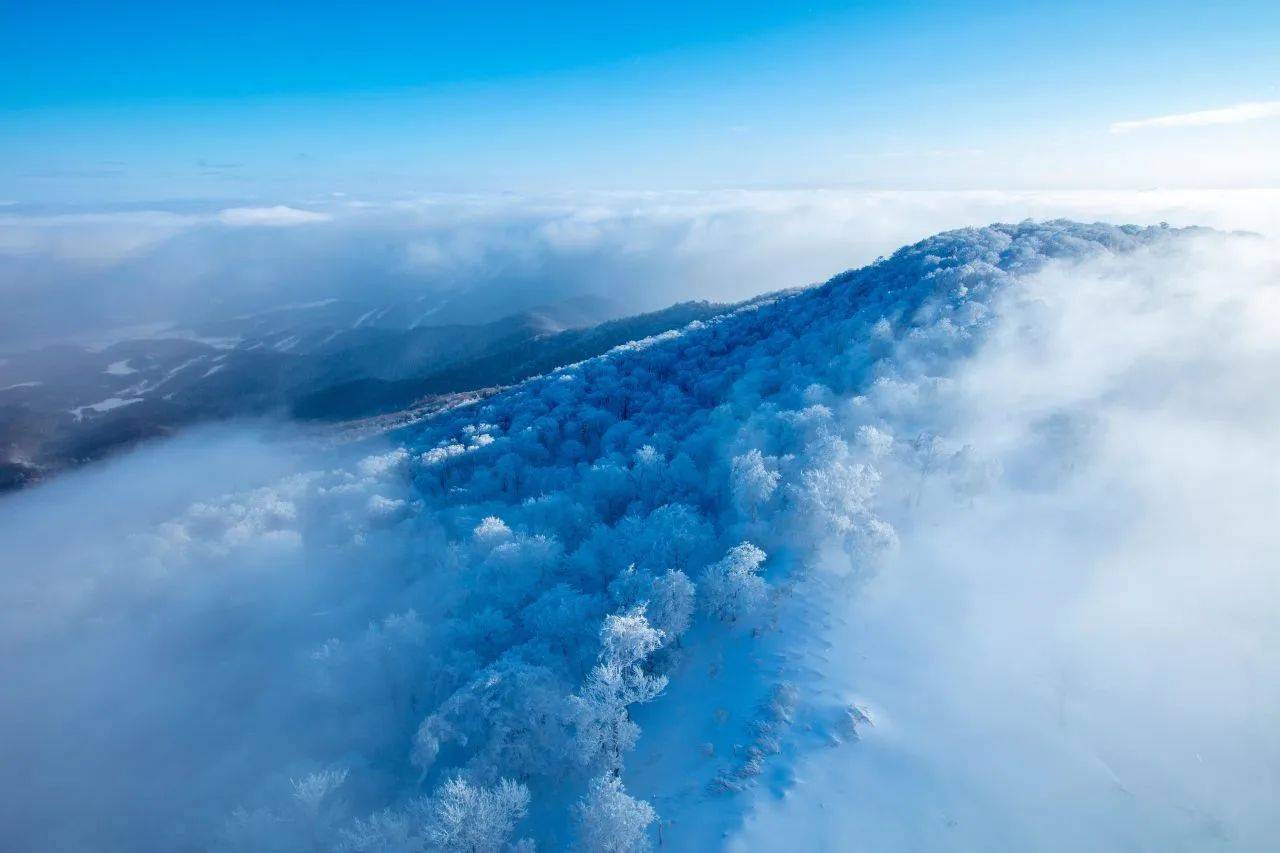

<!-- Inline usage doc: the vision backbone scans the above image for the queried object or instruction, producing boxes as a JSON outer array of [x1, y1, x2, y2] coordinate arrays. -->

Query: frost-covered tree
[[471, 529, 563, 609], [606, 564, 652, 611], [291, 768, 349, 819], [600, 607, 664, 668], [222, 769, 350, 852], [700, 542, 768, 623], [413, 652, 573, 783], [730, 449, 779, 520], [792, 436, 883, 535], [423, 777, 531, 853], [522, 583, 606, 661], [647, 569, 695, 644], [338, 807, 414, 853], [629, 445, 666, 499], [572, 774, 656, 853], [472, 516, 514, 550], [570, 608, 667, 771], [616, 504, 716, 576], [606, 565, 694, 647]]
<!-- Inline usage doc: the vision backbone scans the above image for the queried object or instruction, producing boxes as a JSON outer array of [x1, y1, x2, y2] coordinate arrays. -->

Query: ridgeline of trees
[[206, 222, 1171, 850]]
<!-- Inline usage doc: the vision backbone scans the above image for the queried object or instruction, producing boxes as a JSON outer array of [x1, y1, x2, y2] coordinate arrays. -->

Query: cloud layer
[[3, 189, 1279, 348], [216, 205, 333, 227], [1111, 100, 1280, 133]]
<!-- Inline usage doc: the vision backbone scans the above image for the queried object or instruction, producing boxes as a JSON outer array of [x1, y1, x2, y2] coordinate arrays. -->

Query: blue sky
[[3, 0, 1279, 201]]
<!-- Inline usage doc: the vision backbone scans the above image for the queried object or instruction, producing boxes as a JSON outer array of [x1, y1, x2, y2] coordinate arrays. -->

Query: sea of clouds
[[1, 218, 1278, 851], [2, 188, 1278, 346]]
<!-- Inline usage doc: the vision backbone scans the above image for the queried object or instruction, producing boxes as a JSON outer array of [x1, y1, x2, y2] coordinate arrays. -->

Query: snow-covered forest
[[3, 221, 1278, 851]]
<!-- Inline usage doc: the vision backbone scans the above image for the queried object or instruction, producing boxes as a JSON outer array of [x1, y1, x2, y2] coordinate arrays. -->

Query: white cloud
[[1111, 100, 1280, 133], [216, 205, 332, 227], [5, 189, 1280, 349]]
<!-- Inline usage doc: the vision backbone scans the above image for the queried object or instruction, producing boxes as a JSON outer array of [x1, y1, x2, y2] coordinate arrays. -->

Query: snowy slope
[[3, 221, 1278, 852]]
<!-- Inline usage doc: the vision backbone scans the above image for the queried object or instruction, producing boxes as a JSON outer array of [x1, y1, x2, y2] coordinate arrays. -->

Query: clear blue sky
[[3, 0, 1278, 201]]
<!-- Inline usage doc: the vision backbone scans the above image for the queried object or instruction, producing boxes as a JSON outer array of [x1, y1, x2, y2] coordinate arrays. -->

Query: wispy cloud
[[1111, 100, 1280, 133], [216, 205, 331, 227]]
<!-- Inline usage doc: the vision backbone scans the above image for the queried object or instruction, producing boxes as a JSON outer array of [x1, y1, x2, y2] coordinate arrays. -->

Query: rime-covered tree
[[570, 608, 667, 771], [647, 569, 695, 644], [572, 774, 657, 853], [413, 652, 573, 783], [730, 449, 780, 520], [700, 542, 768, 623], [423, 777, 531, 853]]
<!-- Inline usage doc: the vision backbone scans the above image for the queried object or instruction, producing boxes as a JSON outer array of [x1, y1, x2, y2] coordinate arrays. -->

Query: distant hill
[[0, 297, 728, 490]]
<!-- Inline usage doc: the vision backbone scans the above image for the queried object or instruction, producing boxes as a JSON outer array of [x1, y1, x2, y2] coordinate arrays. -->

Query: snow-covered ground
[[70, 395, 144, 419], [2, 221, 1278, 851], [104, 359, 138, 375]]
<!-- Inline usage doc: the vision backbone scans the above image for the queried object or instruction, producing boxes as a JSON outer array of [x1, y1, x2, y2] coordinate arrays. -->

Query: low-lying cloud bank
[[2, 189, 1277, 346], [1, 221, 1278, 851]]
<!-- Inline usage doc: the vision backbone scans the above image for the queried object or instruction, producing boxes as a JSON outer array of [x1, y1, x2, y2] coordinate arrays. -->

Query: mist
[[734, 231, 1280, 849], [3, 189, 1277, 347], [0, 423, 429, 850]]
